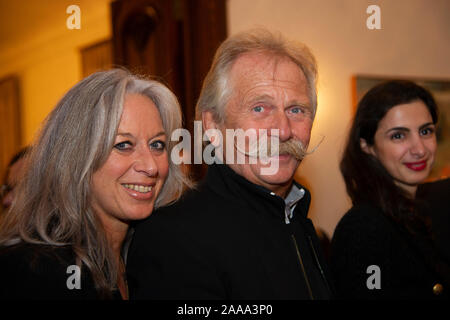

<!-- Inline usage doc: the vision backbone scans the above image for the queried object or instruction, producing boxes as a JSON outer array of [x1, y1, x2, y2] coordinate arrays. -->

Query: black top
[[417, 178, 450, 264], [0, 243, 120, 299], [330, 201, 450, 299], [127, 163, 333, 300]]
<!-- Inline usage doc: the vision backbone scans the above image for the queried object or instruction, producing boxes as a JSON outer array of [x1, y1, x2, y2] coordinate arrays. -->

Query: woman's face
[[361, 100, 437, 195], [91, 94, 169, 229]]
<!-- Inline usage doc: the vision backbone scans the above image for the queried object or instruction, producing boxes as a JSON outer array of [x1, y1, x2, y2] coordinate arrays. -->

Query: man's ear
[[360, 138, 375, 156], [202, 111, 217, 131], [202, 111, 220, 146]]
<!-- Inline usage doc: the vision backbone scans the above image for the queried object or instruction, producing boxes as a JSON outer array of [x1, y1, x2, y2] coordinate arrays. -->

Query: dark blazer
[[0, 243, 118, 299], [330, 202, 450, 299], [417, 178, 450, 263], [127, 164, 333, 300]]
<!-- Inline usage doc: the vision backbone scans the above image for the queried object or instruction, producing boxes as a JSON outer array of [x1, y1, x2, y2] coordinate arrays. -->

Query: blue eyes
[[114, 141, 132, 150], [113, 140, 166, 152], [252, 106, 264, 113], [289, 107, 303, 114], [251, 105, 307, 115], [150, 140, 166, 151]]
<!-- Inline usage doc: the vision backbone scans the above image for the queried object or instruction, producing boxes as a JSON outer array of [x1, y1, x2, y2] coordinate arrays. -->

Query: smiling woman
[[91, 94, 169, 224], [360, 100, 437, 196], [330, 80, 450, 299], [0, 69, 192, 299]]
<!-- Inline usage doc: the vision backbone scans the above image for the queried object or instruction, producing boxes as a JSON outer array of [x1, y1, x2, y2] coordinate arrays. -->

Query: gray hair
[[195, 28, 318, 124], [0, 69, 191, 296]]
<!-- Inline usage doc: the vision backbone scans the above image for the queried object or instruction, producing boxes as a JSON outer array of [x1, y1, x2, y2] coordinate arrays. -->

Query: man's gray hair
[[195, 28, 318, 124]]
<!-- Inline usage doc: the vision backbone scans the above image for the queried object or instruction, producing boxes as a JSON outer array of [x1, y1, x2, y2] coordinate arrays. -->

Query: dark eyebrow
[[419, 122, 435, 130], [385, 122, 435, 134], [386, 127, 409, 134]]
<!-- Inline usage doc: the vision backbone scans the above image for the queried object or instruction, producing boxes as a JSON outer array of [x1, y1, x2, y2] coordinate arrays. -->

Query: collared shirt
[[284, 183, 306, 224], [269, 183, 306, 224]]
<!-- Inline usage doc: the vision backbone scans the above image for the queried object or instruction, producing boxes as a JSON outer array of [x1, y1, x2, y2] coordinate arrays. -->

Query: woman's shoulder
[[335, 203, 389, 233], [0, 242, 74, 270], [331, 202, 398, 252], [0, 242, 98, 299]]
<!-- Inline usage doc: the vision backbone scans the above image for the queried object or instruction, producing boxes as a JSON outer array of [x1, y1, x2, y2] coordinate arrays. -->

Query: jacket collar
[[204, 164, 311, 219]]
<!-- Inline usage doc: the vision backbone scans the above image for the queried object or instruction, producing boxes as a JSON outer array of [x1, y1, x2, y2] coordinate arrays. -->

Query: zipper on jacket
[[291, 234, 314, 300], [307, 235, 332, 296]]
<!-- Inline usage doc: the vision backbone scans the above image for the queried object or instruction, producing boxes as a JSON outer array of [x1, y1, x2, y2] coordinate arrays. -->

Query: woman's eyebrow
[[385, 121, 435, 134], [386, 127, 409, 133], [419, 122, 434, 130], [117, 131, 166, 139], [150, 131, 167, 139], [117, 132, 134, 138]]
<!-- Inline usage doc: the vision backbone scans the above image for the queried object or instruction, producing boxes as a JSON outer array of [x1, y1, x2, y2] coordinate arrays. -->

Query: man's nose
[[273, 112, 292, 141]]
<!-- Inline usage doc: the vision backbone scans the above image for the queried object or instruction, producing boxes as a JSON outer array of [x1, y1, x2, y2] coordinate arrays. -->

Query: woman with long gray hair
[[0, 69, 191, 299]]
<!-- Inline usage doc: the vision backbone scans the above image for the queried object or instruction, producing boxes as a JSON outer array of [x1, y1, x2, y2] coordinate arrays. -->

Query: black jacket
[[127, 164, 333, 299], [417, 178, 450, 264], [0, 243, 105, 299], [330, 202, 450, 299]]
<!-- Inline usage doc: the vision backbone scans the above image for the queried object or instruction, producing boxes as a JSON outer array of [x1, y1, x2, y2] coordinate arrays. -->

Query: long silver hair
[[0, 68, 191, 296]]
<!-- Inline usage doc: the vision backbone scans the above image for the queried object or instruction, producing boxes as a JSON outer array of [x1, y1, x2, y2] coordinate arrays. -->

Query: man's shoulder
[[158, 184, 228, 217], [133, 185, 235, 234]]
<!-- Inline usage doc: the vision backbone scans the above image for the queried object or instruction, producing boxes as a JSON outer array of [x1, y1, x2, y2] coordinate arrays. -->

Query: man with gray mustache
[[127, 29, 333, 300], [235, 132, 307, 166]]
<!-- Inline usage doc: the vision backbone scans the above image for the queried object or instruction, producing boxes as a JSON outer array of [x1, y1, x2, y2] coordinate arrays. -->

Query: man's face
[[218, 52, 314, 197]]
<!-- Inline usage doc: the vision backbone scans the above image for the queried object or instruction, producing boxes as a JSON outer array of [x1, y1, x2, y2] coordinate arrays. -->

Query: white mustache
[[235, 136, 308, 160]]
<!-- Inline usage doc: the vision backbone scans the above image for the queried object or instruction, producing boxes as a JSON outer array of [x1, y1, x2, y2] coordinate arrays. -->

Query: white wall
[[227, 0, 450, 237]]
